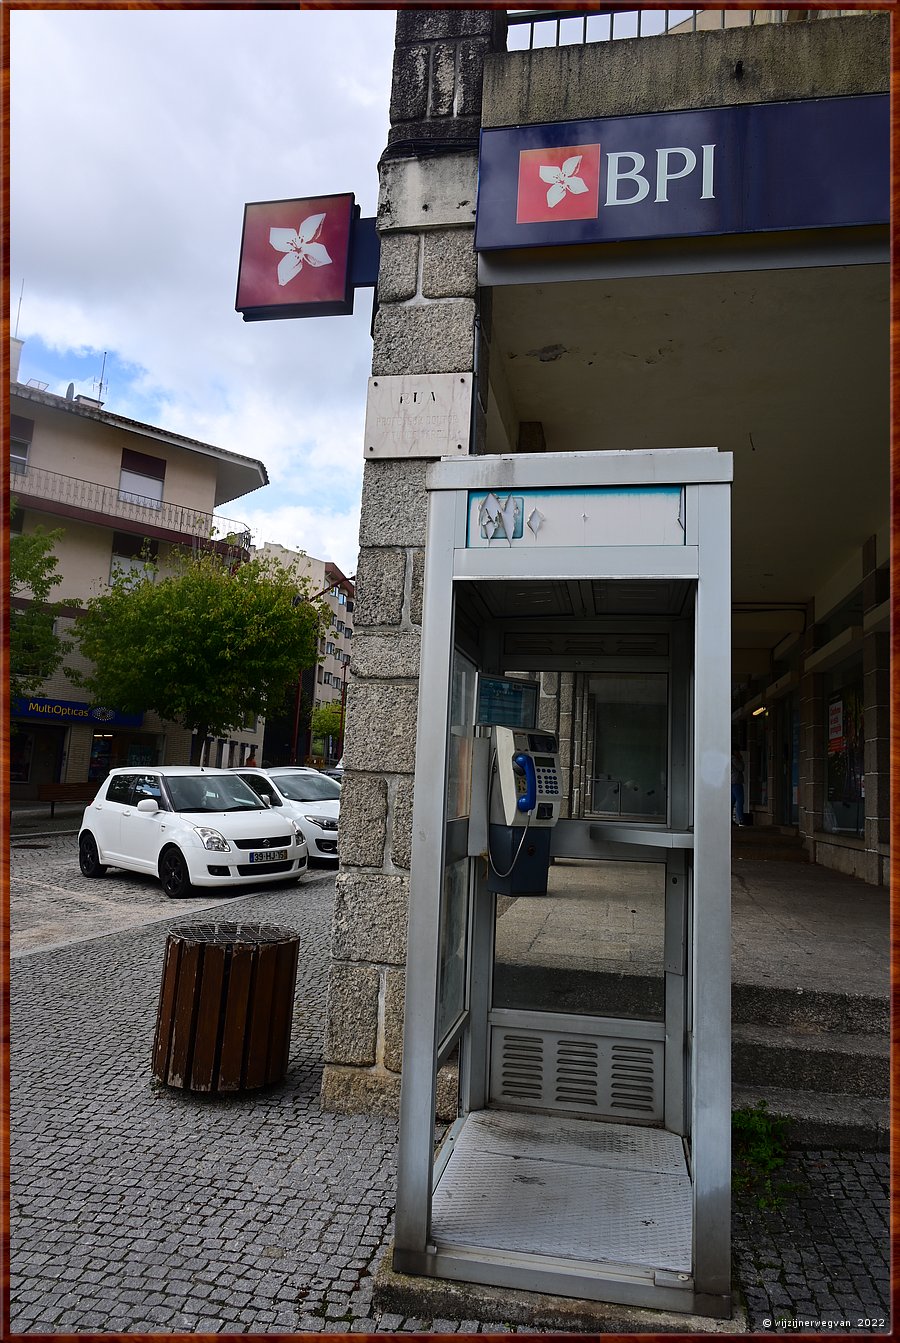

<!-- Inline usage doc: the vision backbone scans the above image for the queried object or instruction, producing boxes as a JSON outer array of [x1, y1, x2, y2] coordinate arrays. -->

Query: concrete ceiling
[[486, 260, 889, 647]]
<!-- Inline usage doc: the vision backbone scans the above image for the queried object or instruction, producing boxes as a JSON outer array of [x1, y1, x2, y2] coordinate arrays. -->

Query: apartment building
[[9, 337, 268, 796], [254, 541, 355, 765]]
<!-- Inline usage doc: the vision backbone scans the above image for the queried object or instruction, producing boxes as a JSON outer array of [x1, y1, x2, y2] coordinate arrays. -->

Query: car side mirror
[[261, 795, 272, 807], [136, 798, 159, 814]]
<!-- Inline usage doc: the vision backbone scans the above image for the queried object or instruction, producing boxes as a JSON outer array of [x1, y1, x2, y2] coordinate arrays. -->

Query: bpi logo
[[516, 141, 716, 225]]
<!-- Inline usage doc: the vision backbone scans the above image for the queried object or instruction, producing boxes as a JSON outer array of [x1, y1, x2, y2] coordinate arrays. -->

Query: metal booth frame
[[394, 447, 733, 1318]]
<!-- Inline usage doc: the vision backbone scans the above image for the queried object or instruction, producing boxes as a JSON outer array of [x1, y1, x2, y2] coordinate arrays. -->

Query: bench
[[36, 782, 99, 817]]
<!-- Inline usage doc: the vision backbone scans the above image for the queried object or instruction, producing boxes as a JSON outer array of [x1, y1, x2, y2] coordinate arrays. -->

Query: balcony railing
[[506, 8, 866, 50], [11, 462, 252, 554]]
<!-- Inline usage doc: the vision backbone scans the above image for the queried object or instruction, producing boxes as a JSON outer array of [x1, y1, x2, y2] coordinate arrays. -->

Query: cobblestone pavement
[[9, 837, 892, 1334], [733, 1153, 890, 1333]]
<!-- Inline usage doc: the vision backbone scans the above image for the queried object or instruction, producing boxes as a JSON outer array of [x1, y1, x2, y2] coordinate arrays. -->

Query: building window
[[110, 532, 158, 586], [344, 627, 352, 639], [338, 591, 346, 605], [317, 666, 324, 684], [10, 439, 29, 474], [119, 448, 166, 510], [10, 415, 34, 475], [326, 641, 335, 655], [336, 620, 345, 634]]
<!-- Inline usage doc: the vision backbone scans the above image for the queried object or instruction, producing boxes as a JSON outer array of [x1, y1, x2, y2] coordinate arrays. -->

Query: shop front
[[10, 697, 153, 798]]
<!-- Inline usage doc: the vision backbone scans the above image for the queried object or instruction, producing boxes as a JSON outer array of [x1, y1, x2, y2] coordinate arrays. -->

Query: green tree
[[10, 513, 70, 705], [71, 547, 325, 763], [311, 699, 344, 744]]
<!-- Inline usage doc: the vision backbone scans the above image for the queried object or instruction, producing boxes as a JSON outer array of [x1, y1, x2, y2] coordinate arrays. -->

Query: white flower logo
[[539, 155, 589, 209], [269, 213, 333, 287]]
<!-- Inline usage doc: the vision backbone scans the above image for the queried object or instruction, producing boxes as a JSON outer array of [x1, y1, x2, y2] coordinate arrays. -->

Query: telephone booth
[[394, 447, 733, 1318]]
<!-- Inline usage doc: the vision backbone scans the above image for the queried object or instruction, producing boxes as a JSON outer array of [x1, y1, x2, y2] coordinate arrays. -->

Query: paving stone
[[10, 837, 892, 1335]]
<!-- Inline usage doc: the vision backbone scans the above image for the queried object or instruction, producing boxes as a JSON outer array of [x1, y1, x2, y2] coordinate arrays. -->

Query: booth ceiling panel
[[459, 578, 692, 622], [432, 1111, 691, 1273], [502, 631, 669, 660]]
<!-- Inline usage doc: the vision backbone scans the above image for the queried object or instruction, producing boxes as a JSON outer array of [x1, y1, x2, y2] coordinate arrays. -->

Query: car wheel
[[79, 832, 107, 878], [159, 846, 193, 899]]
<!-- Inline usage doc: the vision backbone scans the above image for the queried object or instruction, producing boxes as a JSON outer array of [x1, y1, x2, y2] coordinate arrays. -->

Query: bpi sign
[[475, 95, 888, 251], [515, 140, 715, 224]]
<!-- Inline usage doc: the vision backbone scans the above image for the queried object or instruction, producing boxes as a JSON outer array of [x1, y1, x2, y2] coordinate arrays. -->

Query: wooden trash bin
[[152, 922, 301, 1093]]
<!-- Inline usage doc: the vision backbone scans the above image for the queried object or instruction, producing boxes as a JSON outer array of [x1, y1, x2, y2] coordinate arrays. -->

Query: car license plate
[[249, 849, 288, 863]]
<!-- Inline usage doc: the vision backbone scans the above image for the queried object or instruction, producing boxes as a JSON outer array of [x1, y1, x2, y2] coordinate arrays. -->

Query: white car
[[232, 766, 341, 863], [78, 765, 309, 898]]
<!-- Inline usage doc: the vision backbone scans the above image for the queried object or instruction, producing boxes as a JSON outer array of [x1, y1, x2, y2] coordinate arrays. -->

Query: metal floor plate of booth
[[431, 1110, 692, 1274]]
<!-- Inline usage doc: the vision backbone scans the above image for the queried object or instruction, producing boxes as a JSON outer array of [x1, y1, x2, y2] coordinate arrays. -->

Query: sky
[[9, 6, 398, 577]]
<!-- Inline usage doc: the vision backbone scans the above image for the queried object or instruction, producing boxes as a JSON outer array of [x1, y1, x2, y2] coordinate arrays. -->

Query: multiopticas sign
[[12, 697, 144, 728], [475, 95, 888, 251]]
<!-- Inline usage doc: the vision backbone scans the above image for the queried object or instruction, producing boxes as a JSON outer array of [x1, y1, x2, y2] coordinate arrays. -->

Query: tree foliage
[[311, 699, 344, 743], [71, 547, 325, 762], [10, 515, 70, 704]]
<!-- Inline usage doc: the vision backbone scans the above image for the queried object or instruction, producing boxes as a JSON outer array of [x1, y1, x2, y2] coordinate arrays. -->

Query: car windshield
[[165, 774, 265, 813], [273, 772, 341, 803]]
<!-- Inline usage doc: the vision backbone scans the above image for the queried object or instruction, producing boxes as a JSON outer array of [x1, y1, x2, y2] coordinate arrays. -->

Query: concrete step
[[733, 1084, 889, 1151], [732, 1023, 888, 1097], [497, 970, 888, 1035], [732, 980, 887, 1034]]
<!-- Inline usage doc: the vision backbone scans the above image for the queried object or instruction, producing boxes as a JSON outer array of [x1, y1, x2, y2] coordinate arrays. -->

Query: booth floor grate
[[431, 1110, 692, 1274]]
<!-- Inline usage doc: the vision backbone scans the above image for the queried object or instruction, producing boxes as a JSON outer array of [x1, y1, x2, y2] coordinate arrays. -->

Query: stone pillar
[[321, 9, 504, 1116]]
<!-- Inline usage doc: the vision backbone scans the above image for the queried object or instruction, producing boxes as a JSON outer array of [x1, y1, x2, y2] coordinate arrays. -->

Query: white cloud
[[10, 7, 393, 572]]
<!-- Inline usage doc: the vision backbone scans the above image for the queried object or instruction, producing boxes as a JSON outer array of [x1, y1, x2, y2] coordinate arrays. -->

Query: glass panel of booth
[[586, 672, 668, 821], [446, 650, 477, 819], [492, 857, 667, 1024], [437, 858, 469, 1045], [437, 648, 478, 1050]]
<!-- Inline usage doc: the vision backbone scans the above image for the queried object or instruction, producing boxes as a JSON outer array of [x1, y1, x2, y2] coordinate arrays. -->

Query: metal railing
[[10, 462, 251, 553], [506, 8, 864, 50]]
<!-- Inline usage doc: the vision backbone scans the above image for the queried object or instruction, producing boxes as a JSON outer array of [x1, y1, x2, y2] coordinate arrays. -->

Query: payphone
[[394, 448, 733, 1320], [487, 725, 560, 896]]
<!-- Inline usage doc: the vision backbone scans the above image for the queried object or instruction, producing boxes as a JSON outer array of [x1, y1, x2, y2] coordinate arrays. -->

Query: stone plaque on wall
[[364, 373, 472, 459]]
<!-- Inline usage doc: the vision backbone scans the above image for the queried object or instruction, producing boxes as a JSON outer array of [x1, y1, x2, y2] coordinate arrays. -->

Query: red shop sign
[[236, 192, 356, 320]]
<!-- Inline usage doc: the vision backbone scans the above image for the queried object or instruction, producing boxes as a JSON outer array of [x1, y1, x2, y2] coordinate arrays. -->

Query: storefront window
[[89, 733, 114, 781], [823, 663, 864, 837], [11, 730, 34, 783]]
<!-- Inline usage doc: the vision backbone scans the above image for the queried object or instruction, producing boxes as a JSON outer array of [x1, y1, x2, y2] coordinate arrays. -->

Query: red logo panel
[[236, 193, 354, 311], [516, 144, 601, 225]]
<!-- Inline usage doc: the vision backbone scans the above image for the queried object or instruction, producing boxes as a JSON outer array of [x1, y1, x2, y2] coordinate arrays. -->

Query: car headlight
[[291, 820, 307, 843], [304, 815, 338, 831], [192, 826, 231, 852]]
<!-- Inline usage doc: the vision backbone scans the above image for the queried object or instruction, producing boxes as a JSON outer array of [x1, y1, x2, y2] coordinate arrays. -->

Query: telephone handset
[[513, 752, 537, 814]]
